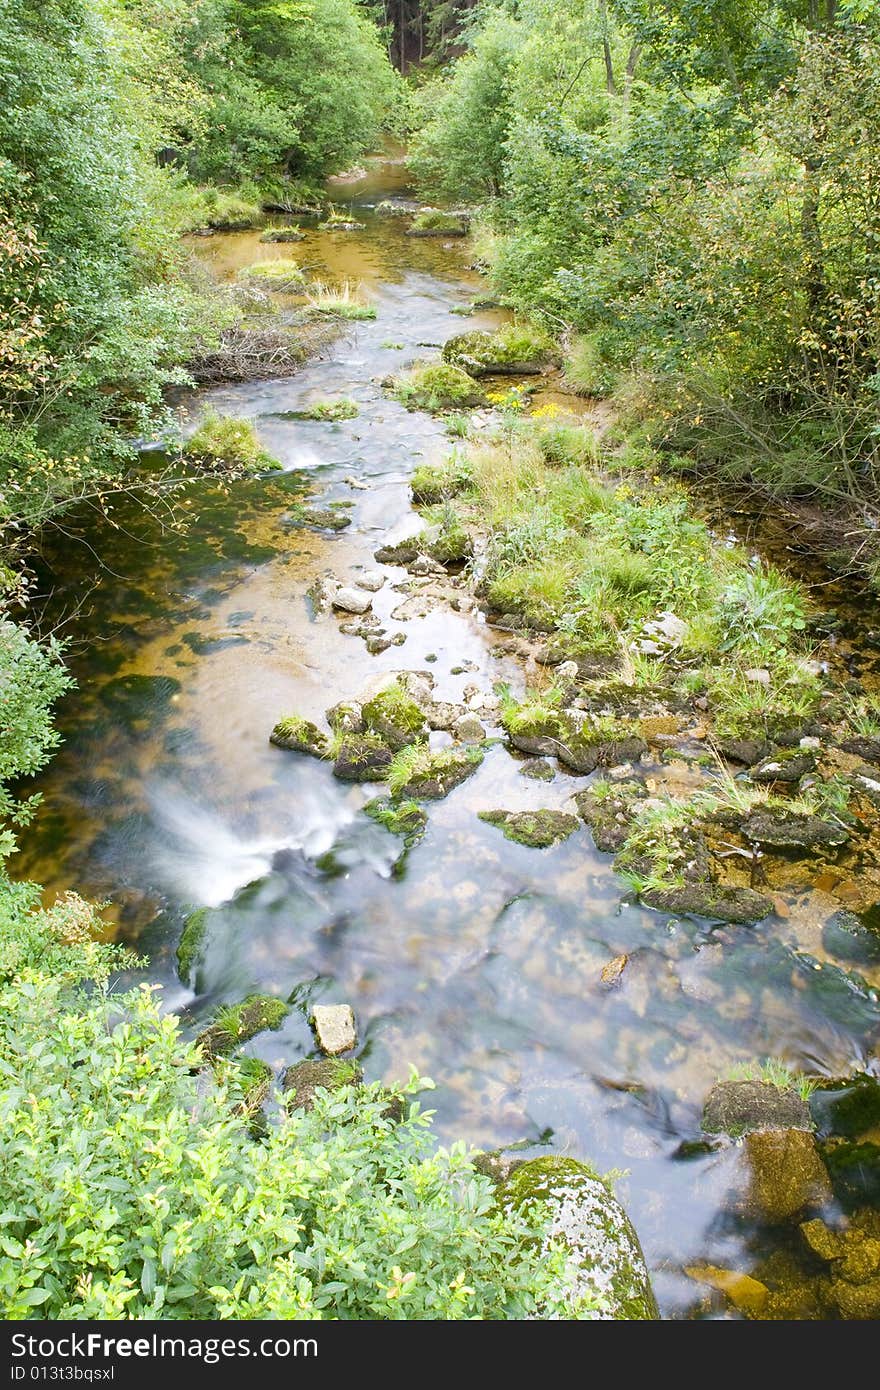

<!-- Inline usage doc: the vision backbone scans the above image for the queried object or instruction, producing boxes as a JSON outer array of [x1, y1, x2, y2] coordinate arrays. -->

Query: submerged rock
[[742, 1129, 832, 1224], [575, 780, 646, 853], [453, 713, 486, 743], [821, 1139, 880, 1212], [703, 1079, 814, 1137], [810, 1073, 880, 1139], [477, 808, 580, 848], [298, 506, 352, 531], [642, 882, 774, 924], [502, 1157, 658, 1319], [332, 733, 393, 781], [177, 907, 210, 985], [310, 1003, 357, 1056], [840, 734, 880, 765], [599, 954, 629, 990], [821, 909, 880, 967], [519, 758, 556, 782], [282, 1057, 362, 1110]]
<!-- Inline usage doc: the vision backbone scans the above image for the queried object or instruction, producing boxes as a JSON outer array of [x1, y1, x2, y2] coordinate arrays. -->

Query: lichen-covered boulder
[[503, 1157, 658, 1319]]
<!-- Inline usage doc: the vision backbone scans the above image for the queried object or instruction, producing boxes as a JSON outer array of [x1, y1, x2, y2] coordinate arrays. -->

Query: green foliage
[[238, 259, 306, 291], [0, 974, 575, 1319], [303, 281, 376, 320], [409, 210, 468, 234], [392, 362, 486, 412], [183, 411, 280, 473], [0, 619, 71, 835]]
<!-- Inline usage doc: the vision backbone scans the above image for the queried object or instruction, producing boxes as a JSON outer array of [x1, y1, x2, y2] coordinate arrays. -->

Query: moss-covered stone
[[269, 715, 329, 756], [478, 808, 580, 848], [502, 1157, 658, 1319], [197, 994, 289, 1059], [332, 733, 394, 782], [177, 907, 210, 984], [742, 1129, 832, 1224], [392, 361, 486, 413], [821, 1140, 880, 1211], [442, 324, 556, 376], [742, 807, 849, 850], [281, 1057, 362, 1111], [643, 881, 774, 923], [325, 700, 364, 734], [363, 796, 427, 847], [750, 747, 817, 783], [407, 209, 469, 237], [391, 745, 484, 800], [575, 781, 646, 853], [362, 682, 428, 752], [295, 506, 352, 531], [518, 758, 556, 782]]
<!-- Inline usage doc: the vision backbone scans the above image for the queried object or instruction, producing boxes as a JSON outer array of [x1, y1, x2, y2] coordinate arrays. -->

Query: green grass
[[193, 188, 261, 231], [561, 332, 619, 398], [392, 362, 486, 413], [183, 410, 280, 472], [238, 259, 306, 291], [729, 1059, 817, 1101], [387, 743, 483, 797], [303, 280, 376, 321]]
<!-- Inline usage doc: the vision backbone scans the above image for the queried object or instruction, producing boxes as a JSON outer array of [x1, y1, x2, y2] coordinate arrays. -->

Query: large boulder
[[502, 1157, 658, 1319]]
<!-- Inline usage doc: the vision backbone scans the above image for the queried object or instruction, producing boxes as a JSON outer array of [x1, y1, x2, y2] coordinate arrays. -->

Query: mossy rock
[[575, 781, 646, 853], [326, 700, 364, 734], [374, 537, 422, 565], [295, 506, 352, 531], [197, 994, 289, 1060], [363, 796, 427, 849], [260, 226, 306, 243], [362, 683, 428, 752], [478, 809, 580, 848], [642, 881, 774, 924], [742, 808, 849, 851], [442, 325, 556, 376], [703, 1080, 813, 1137], [269, 715, 329, 756], [839, 733, 880, 765], [238, 259, 306, 291], [502, 1157, 658, 1319], [821, 1139, 880, 1212], [177, 907, 210, 985], [394, 746, 483, 799], [392, 361, 486, 413], [811, 1074, 880, 1140], [406, 209, 469, 237], [281, 1057, 362, 1112], [332, 733, 394, 782], [742, 1129, 832, 1224], [750, 748, 817, 783]]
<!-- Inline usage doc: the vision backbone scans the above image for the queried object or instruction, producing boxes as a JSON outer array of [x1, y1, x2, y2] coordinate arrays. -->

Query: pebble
[[310, 1004, 357, 1056]]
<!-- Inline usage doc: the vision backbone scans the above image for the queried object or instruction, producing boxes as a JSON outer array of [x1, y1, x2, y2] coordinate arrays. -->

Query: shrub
[[183, 411, 280, 472], [0, 976, 577, 1319]]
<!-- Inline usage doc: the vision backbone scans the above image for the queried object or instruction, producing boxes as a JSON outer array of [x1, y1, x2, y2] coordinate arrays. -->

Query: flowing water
[[16, 156, 880, 1318]]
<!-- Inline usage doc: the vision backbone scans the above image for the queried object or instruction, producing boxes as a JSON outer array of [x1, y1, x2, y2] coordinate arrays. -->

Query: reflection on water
[[16, 156, 880, 1318]]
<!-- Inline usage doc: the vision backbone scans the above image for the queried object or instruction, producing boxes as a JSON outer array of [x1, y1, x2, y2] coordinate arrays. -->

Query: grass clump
[[303, 280, 376, 321], [362, 681, 428, 750], [184, 410, 280, 472], [729, 1058, 817, 1101], [388, 744, 484, 799], [194, 188, 261, 231], [411, 450, 472, 505], [260, 225, 306, 243], [238, 259, 306, 291], [561, 332, 619, 398], [392, 362, 486, 412], [364, 796, 428, 847]]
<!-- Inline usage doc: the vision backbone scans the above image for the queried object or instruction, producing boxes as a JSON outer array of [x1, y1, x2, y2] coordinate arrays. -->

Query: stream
[[16, 154, 880, 1319]]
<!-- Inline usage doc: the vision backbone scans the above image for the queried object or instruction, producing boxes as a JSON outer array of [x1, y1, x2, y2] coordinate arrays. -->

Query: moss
[[411, 460, 469, 505], [503, 1157, 658, 1319], [269, 715, 329, 757], [332, 732, 394, 781], [196, 189, 261, 231], [392, 362, 486, 413], [260, 225, 306, 242], [364, 796, 427, 846], [238, 259, 306, 291], [478, 808, 580, 848], [198, 994, 289, 1059], [184, 411, 280, 472], [442, 324, 556, 375], [177, 907, 209, 984]]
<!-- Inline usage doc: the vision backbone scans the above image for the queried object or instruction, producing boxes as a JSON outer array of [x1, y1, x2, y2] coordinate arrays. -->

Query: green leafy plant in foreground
[[0, 975, 584, 1320]]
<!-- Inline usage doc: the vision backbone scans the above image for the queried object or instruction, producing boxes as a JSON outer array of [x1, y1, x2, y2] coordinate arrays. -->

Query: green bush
[[0, 974, 579, 1320]]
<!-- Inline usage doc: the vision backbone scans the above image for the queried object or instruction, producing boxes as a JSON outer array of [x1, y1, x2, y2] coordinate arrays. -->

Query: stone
[[408, 554, 447, 576], [332, 587, 373, 615], [399, 747, 484, 799], [718, 736, 769, 766], [641, 612, 687, 648], [424, 701, 462, 731], [269, 716, 329, 757], [502, 1157, 658, 1319], [600, 954, 628, 989], [197, 994, 289, 1060], [519, 759, 556, 782], [684, 1265, 769, 1317], [299, 507, 351, 531], [361, 683, 428, 751], [840, 734, 880, 765], [453, 713, 485, 743], [821, 910, 880, 967], [703, 1079, 813, 1137], [800, 1217, 847, 1262], [478, 809, 580, 849], [326, 700, 364, 734], [575, 781, 645, 854], [281, 1057, 362, 1110], [751, 749, 817, 783], [305, 576, 335, 614], [332, 734, 393, 781], [310, 1003, 357, 1055], [810, 1073, 880, 1138], [355, 569, 386, 592], [742, 1129, 832, 1223], [177, 907, 210, 985], [744, 668, 772, 685], [642, 882, 773, 924], [374, 537, 421, 565], [742, 808, 849, 850]]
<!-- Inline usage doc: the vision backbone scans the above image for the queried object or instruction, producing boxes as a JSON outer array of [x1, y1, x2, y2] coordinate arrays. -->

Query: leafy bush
[[0, 975, 575, 1320]]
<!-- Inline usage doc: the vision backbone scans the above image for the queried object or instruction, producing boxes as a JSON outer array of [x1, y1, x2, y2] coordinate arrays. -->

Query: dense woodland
[[3, 0, 880, 1320]]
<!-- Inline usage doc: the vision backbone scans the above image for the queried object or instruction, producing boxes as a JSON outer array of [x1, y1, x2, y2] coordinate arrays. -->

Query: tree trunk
[[598, 0, 617, 94]]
